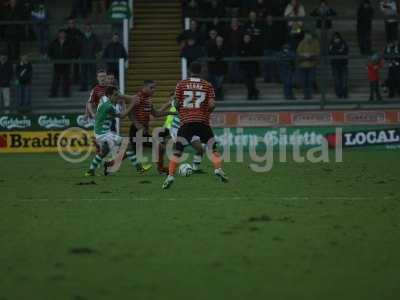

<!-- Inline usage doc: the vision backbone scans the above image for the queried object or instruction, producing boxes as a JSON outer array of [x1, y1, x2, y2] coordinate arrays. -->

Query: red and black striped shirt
[[132, 90, 153, 128], [88, 85, 108, 108], [175, 77, 215, 125]]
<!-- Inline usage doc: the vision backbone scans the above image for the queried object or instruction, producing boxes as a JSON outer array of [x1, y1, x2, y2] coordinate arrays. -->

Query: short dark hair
[[97, 69, 107, 74], [144, 79, 155, 86], [105, 86, 118, 97], [189, 62, 202, 75]]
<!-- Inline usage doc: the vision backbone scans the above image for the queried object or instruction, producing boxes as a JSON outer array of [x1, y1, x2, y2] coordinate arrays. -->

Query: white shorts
[[95, 132, 122, 155]]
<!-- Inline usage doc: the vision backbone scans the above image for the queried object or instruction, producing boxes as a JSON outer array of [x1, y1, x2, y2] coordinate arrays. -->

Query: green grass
[[1, 150, 400, 300]]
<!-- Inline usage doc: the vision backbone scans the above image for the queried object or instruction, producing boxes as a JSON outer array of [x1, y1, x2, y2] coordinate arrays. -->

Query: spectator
[[3, 0, 23, 60], [225, 0, 241, 17], [244, 11, 264, 55], [206, 29, 218, 48], [177, 19, 204, 47], [206, 17, 226, 37], [207, 35, 229, 100], [202, 0, 225, 18], [107, 0, 131, 37], [226, 17, 243, 83], [255, 0, 268, 19], [102, 32, 127, 78], [297, 32, 320, 99], [278, 44, 296, 100], [15, 54, 32, 110], [80, 23, 102, 91], [329, 32, 349, 99], [239, 34, 259, 100], [284, 0, 306, 50], [310, 1, 337, 33], [65, 18, 84, 85], [380, 0, 399, 43], [384, 40, 400, 97], [92, 0, 107, 22], [311, 0, 337, 55], [263, 14, 283, 83], [183, 0, 201, 18], [70, 0, 90, 19], [48, 29, 73, 98], [0, 53, 13, 113], [180, 37, 204, 65], [368, 53, 384, 101], [31, 2, 49, 58], [357, 0, 374, 55]]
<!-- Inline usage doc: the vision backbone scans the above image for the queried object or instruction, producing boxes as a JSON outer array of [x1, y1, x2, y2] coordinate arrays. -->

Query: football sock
[[157, 145, 165, 170], [211, 152, 222, 170], [192, 154, 202, 170], [90, 155, 103, 170], [168, 155, 179, 176], [126, 151, 142, 170]]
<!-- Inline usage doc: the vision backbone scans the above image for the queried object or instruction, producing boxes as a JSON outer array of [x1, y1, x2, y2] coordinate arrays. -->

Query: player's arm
[[151, 103, 178, 117], [86, 90, 96, 118], [208, 98, 216, 113], [117, 95, 140, 119], [208, 84, 216, 112]]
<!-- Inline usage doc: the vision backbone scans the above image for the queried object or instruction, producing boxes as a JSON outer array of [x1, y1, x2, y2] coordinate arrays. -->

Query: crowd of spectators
[[0, 0, 130, 112], [179, 0, 400, 101]]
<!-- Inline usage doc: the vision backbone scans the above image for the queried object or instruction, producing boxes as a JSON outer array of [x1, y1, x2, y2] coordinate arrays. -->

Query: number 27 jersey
[[175, 77, 215, 125]]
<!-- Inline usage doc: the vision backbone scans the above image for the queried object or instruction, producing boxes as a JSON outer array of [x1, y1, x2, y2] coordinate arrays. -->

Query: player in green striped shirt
[[85, 86, 151, 176]]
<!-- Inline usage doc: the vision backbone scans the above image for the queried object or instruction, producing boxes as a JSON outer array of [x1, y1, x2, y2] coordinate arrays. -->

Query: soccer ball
[[179, 163, 193, 177]]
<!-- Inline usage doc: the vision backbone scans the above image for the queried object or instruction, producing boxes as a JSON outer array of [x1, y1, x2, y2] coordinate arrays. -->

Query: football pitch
[[1, 149, 400, 300]]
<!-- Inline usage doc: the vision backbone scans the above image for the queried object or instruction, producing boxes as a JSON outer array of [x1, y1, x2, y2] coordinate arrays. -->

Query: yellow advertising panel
[[0, 129, 95, 153]]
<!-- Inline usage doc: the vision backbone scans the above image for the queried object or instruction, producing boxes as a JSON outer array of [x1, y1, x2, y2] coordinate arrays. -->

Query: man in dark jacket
[[48, 29, 73, 97], [239, 34, 259, 100], [263, 14, 284, 83], [16, 54, 33, 109], [177, 19, 204, 47], [80, 23, 102, 91], [226, 17, 243, 82], [329, 32, 349, 98], [102, 33, 127, 78], [278, 44, 296, 100], [3, 0, 24, 60], [66, 18, 84, 84], [0, 53, 14, 113], [180, 38, 204, 65], [384, 39, 400, 97], [357, 0, 374, 55], [244, 11, 264, 55], [207, 35, 229, 100]]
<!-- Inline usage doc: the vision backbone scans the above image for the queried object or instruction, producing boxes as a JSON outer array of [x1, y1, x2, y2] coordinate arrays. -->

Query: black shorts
[[175, 122, 216, 152], [129, 124, 152, 148]]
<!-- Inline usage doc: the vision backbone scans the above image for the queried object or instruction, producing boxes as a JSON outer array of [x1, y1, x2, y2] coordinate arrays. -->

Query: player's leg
[[157, 128, 169, 175], [162, 125, 191, 189], [86, 137, 111, 176], [125, 123, 152, 173], [190, 137, 204, 172], [199, 124, 228, 182]]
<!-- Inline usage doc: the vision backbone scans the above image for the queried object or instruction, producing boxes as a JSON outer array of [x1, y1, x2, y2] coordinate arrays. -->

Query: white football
[[179, 163, 193, 177]]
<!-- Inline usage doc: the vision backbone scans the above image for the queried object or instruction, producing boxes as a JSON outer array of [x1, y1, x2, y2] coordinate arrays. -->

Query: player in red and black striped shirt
[[85, 69, 108, 118], [105, 80, 176, 175], [128, 80, 176, 172], [162, 62, 228, 189]]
